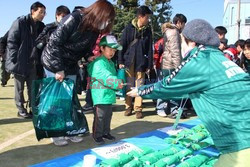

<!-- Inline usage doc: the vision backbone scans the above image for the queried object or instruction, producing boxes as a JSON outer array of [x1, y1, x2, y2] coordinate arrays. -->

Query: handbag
[[31, 77, 89, 140]]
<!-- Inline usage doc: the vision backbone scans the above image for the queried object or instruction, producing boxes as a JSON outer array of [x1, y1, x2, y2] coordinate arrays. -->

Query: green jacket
[[88, 56, 122, 105], [138, 46, 250, 154]]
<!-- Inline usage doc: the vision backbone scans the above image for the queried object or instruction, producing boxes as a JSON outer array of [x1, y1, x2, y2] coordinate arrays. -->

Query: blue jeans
[[44, 68, 76, 82], [156, 69, 180, 114]]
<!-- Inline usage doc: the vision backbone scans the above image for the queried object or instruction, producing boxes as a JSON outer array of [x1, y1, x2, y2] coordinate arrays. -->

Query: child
[[242, 39, 250, 74], [88, 35, 123, 145]]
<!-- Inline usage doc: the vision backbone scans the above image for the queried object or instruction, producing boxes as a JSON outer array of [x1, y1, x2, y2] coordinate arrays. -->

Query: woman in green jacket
[[128, 19, 250, 167]]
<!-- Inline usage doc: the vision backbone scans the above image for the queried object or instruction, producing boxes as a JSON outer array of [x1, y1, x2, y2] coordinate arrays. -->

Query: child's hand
[[118, 82, 124, 89]]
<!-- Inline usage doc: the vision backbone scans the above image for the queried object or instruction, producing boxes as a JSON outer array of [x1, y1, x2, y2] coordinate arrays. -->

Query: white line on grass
[[0, 129, 34, 151]]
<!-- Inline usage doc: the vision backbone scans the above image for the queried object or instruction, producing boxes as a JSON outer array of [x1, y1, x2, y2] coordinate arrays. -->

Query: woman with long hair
[[41, 0, 115, 146]]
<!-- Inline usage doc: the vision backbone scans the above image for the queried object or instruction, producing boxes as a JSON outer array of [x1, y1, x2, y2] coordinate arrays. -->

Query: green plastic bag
[[31, 77, 89, 140], [176, 154, 210, 167], [116, 68, 126, 97]]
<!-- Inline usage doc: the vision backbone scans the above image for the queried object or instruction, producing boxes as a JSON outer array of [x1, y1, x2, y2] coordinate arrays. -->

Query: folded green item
[[187, 131, 209, 143], [176, 129, 193, 139], [128, 146, 154, 159], [140, 151, 165, 165], [164, 136, 177, 144], [176, 154, 210, 167], [153, 154, 179, 167], [200, 157, 218, 167], [100, 153, 133, 166], [176, 148, 193, 159], [178, 138, 193, 147], [123, 160, 143, 167], [191, 124, 205, 132], [191, 142, 211, 150], [158, 146, 181, 156], [100, 159, 120, 167], [118, 153, 134, 165]]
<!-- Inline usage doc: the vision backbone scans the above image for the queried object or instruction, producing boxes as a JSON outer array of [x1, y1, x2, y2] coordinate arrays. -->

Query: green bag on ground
[[31, 77, 89, 140], [153, 154, 180, 167], [176, 154, 210, 167], [116, 68, 126, 97]]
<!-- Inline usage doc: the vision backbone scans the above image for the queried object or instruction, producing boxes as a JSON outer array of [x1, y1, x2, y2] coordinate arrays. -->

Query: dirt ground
[[0, 79, 197, 167]]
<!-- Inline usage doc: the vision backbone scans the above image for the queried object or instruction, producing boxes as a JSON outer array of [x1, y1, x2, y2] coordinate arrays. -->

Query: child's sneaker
[[103, 133, 116, 141], [93, 137, 105, 145]]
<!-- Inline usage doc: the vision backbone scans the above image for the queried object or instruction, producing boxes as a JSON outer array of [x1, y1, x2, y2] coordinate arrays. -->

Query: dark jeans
[[14, 68, 36, 112]]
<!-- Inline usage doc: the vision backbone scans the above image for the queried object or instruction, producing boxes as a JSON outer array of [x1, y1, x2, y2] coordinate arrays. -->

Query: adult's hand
[[55, 71, 65, 82], [127, 87, 139, 97], [119, 64, 125, 69]]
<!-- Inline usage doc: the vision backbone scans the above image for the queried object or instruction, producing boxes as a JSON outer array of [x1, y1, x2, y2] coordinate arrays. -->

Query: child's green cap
[[99, 35, 123, 50]]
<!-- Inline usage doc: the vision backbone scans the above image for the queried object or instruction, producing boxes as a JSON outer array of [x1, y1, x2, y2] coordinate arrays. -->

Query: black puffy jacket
[[5, 14, 45, 77], [41, 11, 99, 75]]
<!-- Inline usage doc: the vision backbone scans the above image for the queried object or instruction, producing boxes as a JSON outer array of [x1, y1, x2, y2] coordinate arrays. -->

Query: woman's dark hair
[[80, 0, 115, 34], [30, 1, 46, 13], [240, 39, 250, 69], [56, 5, 70, 16]]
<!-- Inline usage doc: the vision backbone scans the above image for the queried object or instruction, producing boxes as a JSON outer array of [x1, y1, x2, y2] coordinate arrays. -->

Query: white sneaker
[[65, 136, 84, 143], [51, 137, 68, 146], [157, 110, 167, 117]]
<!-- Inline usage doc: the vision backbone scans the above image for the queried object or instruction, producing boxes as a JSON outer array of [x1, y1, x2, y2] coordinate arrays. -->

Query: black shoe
[[17, 111, 32, 119], [93, 137, 105, 145], [103, 134, 116, 141], [29, 111, 33, 118]]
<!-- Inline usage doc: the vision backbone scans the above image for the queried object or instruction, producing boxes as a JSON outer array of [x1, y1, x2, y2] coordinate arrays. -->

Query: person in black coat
[[31, 5, 70, 79], [0, 31, 11, 86], [118, 5, 153, 119], [41, 0, 116, 146], [5, 1, 45, 118]]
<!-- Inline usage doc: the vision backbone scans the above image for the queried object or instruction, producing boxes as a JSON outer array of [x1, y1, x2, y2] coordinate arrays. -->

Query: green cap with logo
[[99, 35, 123, 51]]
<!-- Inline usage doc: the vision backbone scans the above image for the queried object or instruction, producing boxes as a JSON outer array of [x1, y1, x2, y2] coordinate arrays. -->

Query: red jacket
[[153, 38, 164, 69]]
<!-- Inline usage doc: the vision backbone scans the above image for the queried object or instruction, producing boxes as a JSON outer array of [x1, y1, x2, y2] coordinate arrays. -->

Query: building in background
[[224, 0, 250, 44]]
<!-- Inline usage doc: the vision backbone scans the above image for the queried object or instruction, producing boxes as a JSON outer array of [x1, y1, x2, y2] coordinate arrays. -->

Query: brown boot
[[124, 109, 132, 116], [135, 111, 143, 119]]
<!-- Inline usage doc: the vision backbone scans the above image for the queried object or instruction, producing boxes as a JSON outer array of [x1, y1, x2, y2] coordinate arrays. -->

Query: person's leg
[[14, 74, 30, 118], [26, 66, 37, 113], [92, 105, 105, 145], [124, 65, 135, 116], [103, 105, 114, 138], [134, 71, 145, 119], [155, 69, 167, 117], [214, 148, 250, 167], [82, 89, 93, 112]]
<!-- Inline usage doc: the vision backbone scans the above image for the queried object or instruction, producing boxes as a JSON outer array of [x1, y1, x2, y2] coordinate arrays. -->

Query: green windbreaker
[[138, 46, 250, 154], [88, 56, 122, 105]]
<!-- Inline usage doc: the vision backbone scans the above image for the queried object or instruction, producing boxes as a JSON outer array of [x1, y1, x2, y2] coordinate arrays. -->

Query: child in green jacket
[[128, 19, 250, 166], [88, 35, 123, 145]]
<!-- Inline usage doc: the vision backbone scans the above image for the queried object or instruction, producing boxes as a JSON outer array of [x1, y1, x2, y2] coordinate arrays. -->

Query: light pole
[[237, 0, 241, 40]]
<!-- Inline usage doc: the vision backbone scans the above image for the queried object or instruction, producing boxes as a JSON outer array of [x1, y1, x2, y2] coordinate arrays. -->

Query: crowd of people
[[0, 0, 250, 166]]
